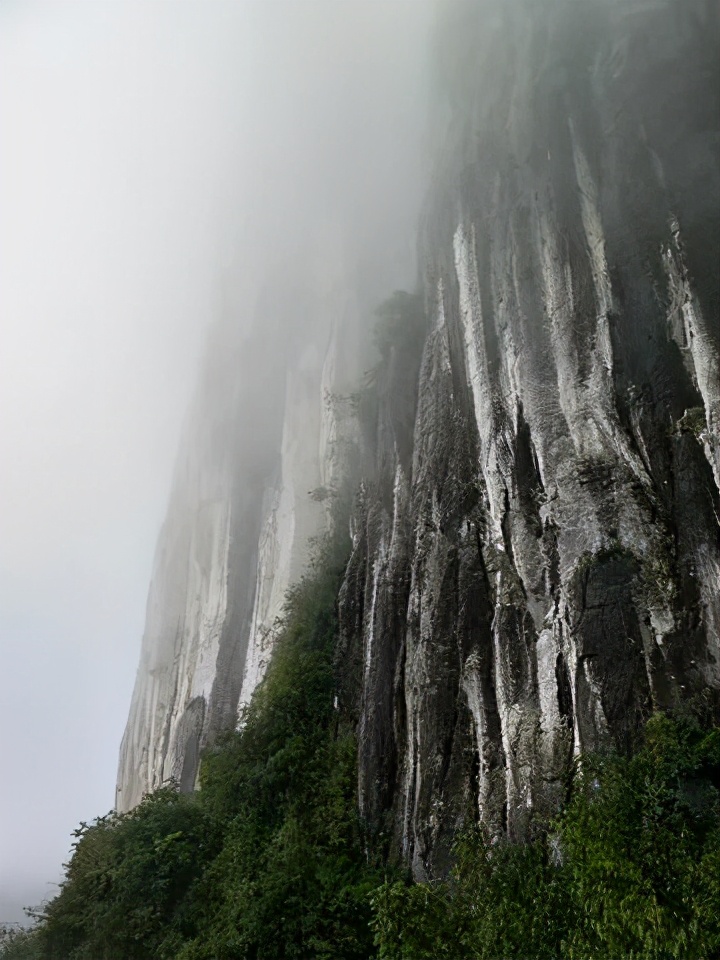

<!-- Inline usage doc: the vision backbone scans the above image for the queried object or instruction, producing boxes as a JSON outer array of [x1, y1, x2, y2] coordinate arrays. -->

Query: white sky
[[0, 0, 433, 923]]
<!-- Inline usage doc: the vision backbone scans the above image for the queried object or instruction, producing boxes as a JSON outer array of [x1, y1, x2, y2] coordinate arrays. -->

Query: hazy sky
[[0, 0, 433, 923]]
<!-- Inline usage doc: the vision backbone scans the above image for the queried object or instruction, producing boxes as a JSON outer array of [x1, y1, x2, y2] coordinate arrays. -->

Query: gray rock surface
[[118, 0, 719, 886], [116, 250, 410, 811], [339, 0, 720, 877], [116, 285, 338, 811]]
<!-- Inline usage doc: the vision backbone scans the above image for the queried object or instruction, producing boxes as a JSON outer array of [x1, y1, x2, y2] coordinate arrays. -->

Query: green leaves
[[372, 712, 720, 960], [28, 789, 215, 960], [27, 526, 387, 960], [172, 530, 387, 959], [0, 926, 43, 960], [15, 498, 719, 960]]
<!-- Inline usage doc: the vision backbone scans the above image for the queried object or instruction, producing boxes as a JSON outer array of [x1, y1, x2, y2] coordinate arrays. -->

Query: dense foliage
[[7, 635, 718, 960], [0, 927, 41, 960], [2, 288, 717, 956], [372, 709, 720, 960], [7, 525, 391, 960]]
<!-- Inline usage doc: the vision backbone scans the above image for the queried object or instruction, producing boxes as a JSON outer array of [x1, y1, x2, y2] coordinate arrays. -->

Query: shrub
[[372, 712, 720, 960], [169, 528, 389, 959], [34, 789, 214, 960], [32, 523, 388, 960]]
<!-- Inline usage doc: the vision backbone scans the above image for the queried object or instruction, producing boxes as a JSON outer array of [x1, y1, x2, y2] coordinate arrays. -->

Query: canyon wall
[[118, 0, 718, 884], [338, 0, 720, 877]]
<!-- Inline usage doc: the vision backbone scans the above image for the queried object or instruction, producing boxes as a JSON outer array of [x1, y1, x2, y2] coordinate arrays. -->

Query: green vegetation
[[5, 496, 719, 960], [11, 524, 391, 960], [0, 927, 42, 960], [10, 679, 718, 960], [371, 711, 720, 960], [176, 524, 385, 960], [677, 406, 707, 439], [4, 290, 717, 958], [33, 790, 214, 959]]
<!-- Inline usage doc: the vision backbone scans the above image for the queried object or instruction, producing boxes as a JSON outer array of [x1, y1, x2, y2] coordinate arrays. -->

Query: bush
[[0, 926, 43, 960], [176, 531, 388, 959], [34, 789, 214, 960], [372, 712, 720, 960], [31, 526, 389, 960]]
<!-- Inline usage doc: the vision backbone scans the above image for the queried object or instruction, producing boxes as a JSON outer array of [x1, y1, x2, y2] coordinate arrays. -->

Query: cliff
[[117, 276, 346, 810], [116, 242, 405, 811], [339, 0, 720, 877], [117, 0, 719, 882]]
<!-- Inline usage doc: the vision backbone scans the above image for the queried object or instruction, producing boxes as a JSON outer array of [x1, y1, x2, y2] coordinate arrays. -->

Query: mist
[[0, 0, 435, 922]]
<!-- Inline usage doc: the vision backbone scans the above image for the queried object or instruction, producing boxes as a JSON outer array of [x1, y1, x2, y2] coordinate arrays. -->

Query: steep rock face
[[116, 291, 339, 811], [118, 0, 718, 878], [339, 0, 720, 878], [116, 253, 386, 811], [117, 319, 281, 811], [237, 278, 361, 714]]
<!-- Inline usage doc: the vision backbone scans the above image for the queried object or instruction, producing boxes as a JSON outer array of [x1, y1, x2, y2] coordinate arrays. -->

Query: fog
[[0, 0, 434, 923]]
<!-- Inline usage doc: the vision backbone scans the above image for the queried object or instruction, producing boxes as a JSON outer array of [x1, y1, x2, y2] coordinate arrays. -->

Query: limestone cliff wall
[[116, 290, 342, 811], [118, 0, 718, 880], [338, 0, 720, 878], [116, 250, 383, 811]]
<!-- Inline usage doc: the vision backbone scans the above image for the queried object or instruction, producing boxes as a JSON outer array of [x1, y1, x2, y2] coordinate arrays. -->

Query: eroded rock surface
[[116, 284, 343, 811], [118, 0, 718, 884], [116, 253, 408, 811], [339, 0, 720, 877]]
